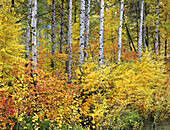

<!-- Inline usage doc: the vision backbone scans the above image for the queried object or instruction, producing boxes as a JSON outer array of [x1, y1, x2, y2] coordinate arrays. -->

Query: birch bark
[[79, 0, 85, 65], [138, 0, 144, 58], [117, 0, 124, 62], [51, 0, 56, 55], [99, 0, 104, 66], [85, 0, 91, 59], [68, 0, 72, 84], [31, 0, 37, 69], [25, 0, 31, 60], [155, 0, 159, 53]]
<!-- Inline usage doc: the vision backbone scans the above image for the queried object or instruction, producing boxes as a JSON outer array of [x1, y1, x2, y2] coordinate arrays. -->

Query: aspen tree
[[155, 0, 159, 53], [79, 0, 85, 65], [117, 0, 124, 62], [59, 0, 64, 53], [31, 0, 37, 69], [99, 0, 104, 66], [68, 0, 72, 83], [85, 0, 91, 59], [25, 0, 31, 60], [138, 0, 144, 58], [51, 0, 56, 55]]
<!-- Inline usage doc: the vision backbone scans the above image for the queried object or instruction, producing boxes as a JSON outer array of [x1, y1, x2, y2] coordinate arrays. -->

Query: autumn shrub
[[75, 55, 169, 129], [0, 0, 25, 91], [0, 1, 26, 129], [0, 60, 80, 129], [37, 41, 68, 76]]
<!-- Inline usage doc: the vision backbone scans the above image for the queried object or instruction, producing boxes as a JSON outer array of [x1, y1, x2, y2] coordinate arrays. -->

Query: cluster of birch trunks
[[25, 0, 160, 83]]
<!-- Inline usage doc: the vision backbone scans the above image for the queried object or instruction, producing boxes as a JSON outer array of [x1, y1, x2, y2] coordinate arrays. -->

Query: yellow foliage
[[0, 0, 25, 91], [75, 55, 169, 129]]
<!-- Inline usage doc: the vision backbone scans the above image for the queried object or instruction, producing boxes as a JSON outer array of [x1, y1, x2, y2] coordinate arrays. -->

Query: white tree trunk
[[68, 0, 72, 83], [25, 0, 32, 60], [31, 0, 37, 69], [79, 0, 85, 65], [138, 0, 144, 58], [99, 0, 104, 66], [85, 0, 91, 59], [117, 0, 124, 62], [155, 0, 159, 53], [51, 0, 56, 55]]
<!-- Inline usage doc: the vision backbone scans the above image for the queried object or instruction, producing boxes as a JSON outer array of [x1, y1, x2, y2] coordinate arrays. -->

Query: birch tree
[[68, 0, 72, 83], [59, 0, 64, 53], [25, 0, 31, 60], [31, 0, 37, 69], [99, 0, 104, 66], [85, 0, 91, 59], [51, 0, 56, 55], [138, 0, 144, 58], [79, 0, 85, 65], [155, 0, 159, 53], [117, 0, 124, 62]]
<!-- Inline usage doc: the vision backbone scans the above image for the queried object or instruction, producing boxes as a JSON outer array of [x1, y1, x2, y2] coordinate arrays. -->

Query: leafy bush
[[75, 55, 169, 129]]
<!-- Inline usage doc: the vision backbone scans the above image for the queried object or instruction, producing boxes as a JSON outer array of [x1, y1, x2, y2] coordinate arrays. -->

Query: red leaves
[[0, 92, 17, 129], [112, 66, 116, 69]]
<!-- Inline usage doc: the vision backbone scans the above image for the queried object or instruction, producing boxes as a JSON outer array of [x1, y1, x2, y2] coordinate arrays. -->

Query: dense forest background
[[0, 0, 169, 129]]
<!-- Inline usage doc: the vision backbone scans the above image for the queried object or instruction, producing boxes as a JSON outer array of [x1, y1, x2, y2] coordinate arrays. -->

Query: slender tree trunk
[[12, 0, 14, 4], [155, 0, 159, 53], [125, 23, 137, 52], [146, 25, 149, 51], [11, 0, 14, 7], [31, 0, 37, 69], [65, 0, 69, 73], [99, 0, 104, 66], [85, 0, 91, 59], [117, 0, 124, 62], [25, 0, 32, 60], [145, 3, 149, 51], [128, 40, 132, 51], [136, 1, 139, 45], [68, 0, 72, 84], [165, 39, 167, 57], [138, 0, 144, 58], [59, 0, 64, 53], [143, 11, 146, 52], [79, 0, 85, 65], [51, 0, 56, 55], [158, 34, 161, 55], [74, 0, 77, 23]]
